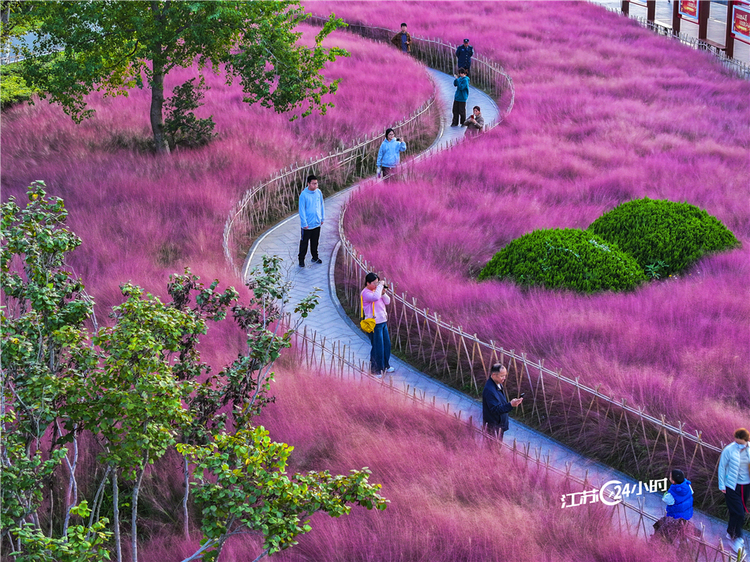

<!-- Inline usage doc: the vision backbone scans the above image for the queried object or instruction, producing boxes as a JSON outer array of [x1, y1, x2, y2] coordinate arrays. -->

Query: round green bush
[[478, 228, 647, 293], [588, 198, 740, 278]]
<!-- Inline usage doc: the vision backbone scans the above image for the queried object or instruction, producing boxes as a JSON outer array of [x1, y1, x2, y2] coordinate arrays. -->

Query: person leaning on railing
[[718, 427, 750, 554]]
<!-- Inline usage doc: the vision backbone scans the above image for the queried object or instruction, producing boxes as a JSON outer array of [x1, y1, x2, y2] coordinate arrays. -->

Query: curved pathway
[[244, 68, 732, 554]]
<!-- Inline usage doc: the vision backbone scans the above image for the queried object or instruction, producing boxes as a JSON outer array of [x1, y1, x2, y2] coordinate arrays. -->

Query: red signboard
[[733, 4, 750, 42], [679, 0, 699, 21]]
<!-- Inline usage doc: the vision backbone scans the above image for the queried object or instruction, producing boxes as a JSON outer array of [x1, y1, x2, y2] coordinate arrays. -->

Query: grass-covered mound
[[478, 228, 646, 293], [588, 198, 740, 278]]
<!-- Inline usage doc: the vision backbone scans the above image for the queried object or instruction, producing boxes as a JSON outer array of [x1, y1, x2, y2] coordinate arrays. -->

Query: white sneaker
[[385, 366, 395, 373], [732, 537, 745, 553]]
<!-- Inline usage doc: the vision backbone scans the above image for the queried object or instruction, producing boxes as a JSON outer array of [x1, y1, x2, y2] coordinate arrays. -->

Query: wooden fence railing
[[599, 4, 750, 80], [290, 325, 741, 562], [306, 16, 516, 119], [222, 93, 437, 278], [222, 17, 516, 279], [337, 204, 729, 519]]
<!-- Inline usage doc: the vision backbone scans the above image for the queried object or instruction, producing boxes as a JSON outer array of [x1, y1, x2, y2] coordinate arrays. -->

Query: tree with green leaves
[[15, 1, 349, 154], [178, 429, 387, 562], [1, 181, 95, 552], [1, 184, 387, 561], [10, 502, 111, 562]]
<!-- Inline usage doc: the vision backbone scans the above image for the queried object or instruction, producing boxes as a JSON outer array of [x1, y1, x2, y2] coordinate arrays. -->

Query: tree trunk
[[86, 465, 111, 542], [182, 455, 190, 539], [62, 427, 79, 537], [150, 61, 170, 155], [131, 457, 148, 562], [112, 468, 122, 562]]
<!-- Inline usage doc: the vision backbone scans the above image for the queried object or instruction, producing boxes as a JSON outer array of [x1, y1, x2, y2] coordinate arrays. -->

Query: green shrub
[[0, 64, 36, 109], [164, 78, 217, 149], [588, 197, 740, 277], [478, 228, 646, 293]]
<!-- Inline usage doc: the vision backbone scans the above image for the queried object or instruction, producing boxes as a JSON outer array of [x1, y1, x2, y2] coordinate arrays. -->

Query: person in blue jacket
[[455, 39, 474, 75], [482, 363, 523, 442], [298, 174, 325, 267], [662, 469, 694, 521], [451, 67, 470, 127], [654, 468, 696, 543], [376, 128, 407, 180]]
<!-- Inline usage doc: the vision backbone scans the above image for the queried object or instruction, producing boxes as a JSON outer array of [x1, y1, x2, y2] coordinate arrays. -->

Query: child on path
[[662, 469, 694, 521], [653, 469, 696, 544]]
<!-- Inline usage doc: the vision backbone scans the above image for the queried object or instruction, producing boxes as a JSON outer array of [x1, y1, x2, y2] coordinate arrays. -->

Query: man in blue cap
[[456, 38, 474, 76]]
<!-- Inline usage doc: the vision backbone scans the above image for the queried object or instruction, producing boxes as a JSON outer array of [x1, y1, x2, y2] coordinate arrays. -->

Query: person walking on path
[[361, 272, 395, 376], [482, 363, 523, 442], [455, 38, 474, 75], [718, 427, 750, 553], [451, 68, 470, 127], [391, 23, 412, 53], [376, 128, 407, 180], [463, 105, 484, 135], [298, 174, 324, 267]]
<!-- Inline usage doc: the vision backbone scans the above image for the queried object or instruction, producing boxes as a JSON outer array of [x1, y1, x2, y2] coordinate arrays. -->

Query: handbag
[[359, 295, 376, 333]]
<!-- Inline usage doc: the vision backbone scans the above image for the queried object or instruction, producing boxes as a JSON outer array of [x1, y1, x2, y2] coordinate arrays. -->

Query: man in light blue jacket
[[298, 174, 325, 267], [719, 427, 750, 553]]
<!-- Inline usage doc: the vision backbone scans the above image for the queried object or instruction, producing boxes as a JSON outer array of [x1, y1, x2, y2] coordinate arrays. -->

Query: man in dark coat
[[482, 363, 523, 441], [455, 38, 474, 75]]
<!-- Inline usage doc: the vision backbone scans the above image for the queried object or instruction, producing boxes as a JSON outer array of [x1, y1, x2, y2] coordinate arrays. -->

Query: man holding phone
[[482, 363, 523, 442]]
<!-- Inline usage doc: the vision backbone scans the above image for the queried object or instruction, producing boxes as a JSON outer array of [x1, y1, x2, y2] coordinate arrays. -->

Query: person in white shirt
[[718, 427, 750, 552]]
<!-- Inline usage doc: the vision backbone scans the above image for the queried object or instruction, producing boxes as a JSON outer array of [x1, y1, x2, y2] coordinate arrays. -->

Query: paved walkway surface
[[244, 68, 733, 552]]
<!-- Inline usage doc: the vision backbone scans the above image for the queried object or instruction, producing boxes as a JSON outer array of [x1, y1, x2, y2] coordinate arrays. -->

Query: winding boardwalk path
[[244, 68, 732, 554]]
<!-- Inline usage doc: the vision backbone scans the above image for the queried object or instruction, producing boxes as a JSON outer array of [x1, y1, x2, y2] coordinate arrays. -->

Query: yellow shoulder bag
[[360, 295, 376, 333]]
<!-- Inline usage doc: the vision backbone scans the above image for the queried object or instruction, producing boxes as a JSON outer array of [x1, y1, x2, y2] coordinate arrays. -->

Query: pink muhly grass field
[[1, 24, 432, 314], [331, 1, 750, 444], [137, 366, 682, 562]]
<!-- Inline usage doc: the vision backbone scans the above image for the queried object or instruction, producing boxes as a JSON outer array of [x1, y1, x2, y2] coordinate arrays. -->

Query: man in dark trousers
[[391, 23, 412, 53], [482, 363, 523, 442], [298, 174, 324, 267], [455, 38, 474, 75]]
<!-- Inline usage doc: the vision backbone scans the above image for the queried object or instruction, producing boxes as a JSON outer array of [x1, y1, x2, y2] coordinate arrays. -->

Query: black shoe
[[299, 262, 305, 268], [312, 258, 323, 264]]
